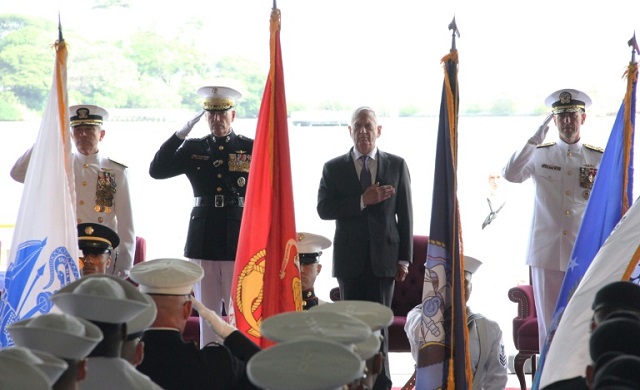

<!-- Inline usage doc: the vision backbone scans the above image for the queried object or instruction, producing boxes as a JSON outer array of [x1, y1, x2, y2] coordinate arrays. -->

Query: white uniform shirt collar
[[556, 137, 583, 151]]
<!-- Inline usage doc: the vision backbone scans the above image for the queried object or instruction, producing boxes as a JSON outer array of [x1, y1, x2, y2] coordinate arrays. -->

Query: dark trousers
[[338, 261, 395, 390]]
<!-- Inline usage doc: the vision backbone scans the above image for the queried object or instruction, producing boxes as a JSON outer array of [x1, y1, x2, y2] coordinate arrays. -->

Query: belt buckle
[[214, 195, 224, 208], [238, 197, 244, 207]]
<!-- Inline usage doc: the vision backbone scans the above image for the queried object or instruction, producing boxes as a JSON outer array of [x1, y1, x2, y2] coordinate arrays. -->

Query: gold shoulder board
[[108, 158, 128, 168], [584, 144, 604, 153], [537, 142, 556, 148]]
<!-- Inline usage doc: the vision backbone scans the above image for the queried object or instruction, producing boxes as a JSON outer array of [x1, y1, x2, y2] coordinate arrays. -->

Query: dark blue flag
[[416, 32, 473, 388]]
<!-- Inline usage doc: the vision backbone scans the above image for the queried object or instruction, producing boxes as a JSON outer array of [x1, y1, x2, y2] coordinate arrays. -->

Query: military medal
[[95, 170, 116, 213], [579, 165, 598, 190]]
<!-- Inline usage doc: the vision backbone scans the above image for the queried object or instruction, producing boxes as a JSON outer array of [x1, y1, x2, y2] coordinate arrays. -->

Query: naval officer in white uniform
[[502, 88, 603, 349], [10, 104, 135, 278]]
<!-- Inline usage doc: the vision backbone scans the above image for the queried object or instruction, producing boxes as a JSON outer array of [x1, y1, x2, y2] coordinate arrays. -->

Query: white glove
[[176, 111, 205, 139], [191, 298, 235, 339], [529, 113, 554, 145]]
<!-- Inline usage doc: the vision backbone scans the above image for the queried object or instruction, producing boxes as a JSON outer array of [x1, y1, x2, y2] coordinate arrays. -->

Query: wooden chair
[[508, 284, 539, 390]]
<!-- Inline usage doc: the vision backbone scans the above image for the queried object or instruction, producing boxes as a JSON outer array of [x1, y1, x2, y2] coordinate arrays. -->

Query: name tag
[[541, 163, 561, 171]]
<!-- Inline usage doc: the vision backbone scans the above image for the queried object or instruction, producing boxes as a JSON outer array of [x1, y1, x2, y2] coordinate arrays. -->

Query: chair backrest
[[134, 236, 146, 265], [391, 235, 428, 317]]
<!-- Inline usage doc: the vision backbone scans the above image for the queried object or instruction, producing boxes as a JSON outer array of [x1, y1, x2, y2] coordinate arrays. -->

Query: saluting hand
[[363, 182, 395, 206], [192, 297, 236, 339], [529, 113, 554, 145], [176, 110, 205, 139]]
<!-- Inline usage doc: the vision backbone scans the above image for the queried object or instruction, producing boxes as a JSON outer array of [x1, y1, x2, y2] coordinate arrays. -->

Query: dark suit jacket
[[137, 329, 260, 390], [317, 148, 413, 278]]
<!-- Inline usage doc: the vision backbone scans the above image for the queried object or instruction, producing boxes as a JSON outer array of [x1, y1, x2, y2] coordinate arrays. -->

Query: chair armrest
[[508, 284, 536, 320]]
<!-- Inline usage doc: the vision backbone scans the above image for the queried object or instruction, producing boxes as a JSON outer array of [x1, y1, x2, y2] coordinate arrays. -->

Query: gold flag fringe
[[621, 62, 638, 214]]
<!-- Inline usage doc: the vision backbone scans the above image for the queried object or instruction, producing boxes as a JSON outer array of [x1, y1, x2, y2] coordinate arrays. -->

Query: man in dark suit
[[130, 258, 260, 390], [317, 106, 413, 390]]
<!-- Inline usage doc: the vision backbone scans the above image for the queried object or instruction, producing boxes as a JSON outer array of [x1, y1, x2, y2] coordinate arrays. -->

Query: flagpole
[[448, 16, 460, 50], [629, 32, 639, 64]]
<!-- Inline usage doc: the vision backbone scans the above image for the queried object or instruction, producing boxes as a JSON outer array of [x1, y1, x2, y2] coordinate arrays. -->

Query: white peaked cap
[[296, 232, 332, 254], [51, 274, 150, 324], [352, 331, 383, 360], [0, 346, 68, 386], [8, 312, 103, 360], [310, 300, 393, 331], [130, 258, 204, 295], [0, 353, 50, 390], [247, 338, 365, 390], [69, 104, 109, 126], [261, 310, 371, 345]]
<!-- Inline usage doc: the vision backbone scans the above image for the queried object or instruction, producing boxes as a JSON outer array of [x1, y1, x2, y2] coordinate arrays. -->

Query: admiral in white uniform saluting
[[10, 105, 135, 278], [149, 85, 253, 346], [502, 88, 603, 349], [405, 256, 508, 390]]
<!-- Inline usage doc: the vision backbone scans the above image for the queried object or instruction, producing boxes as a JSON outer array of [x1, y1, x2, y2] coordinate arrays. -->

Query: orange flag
[[228, 5, 301, 348]]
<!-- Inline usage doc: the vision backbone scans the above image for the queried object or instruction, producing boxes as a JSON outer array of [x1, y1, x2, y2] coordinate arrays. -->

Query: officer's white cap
[[127, 293, 157, 338], [0, 352, 51, 390], [261, 310, 372, 345], [297, 232, 332, 265], [0, 346, 68, 386], [544, 88, 592, 114], [309, 300, 392, 360], [130, 258, 204, 295], [69, 104, 109, 127], [310, 300, 393, 331], [247, 338, 365, 390], [197, 85, 242, 111], [464, 255, 482, 274], [8, 312, 103, 360], [51, 274, 150, 324]]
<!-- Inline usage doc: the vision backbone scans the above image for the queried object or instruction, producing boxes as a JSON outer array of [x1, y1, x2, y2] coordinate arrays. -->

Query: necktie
[[360, 155, 371, 191]]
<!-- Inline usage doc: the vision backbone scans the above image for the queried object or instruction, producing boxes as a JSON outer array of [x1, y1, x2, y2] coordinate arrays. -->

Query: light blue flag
[[0, 34, 80, 347], [534, 65, 637, 389]]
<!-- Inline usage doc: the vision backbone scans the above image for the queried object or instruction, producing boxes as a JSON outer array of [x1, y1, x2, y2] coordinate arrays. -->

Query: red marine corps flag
[[229, 2, 300, 347]]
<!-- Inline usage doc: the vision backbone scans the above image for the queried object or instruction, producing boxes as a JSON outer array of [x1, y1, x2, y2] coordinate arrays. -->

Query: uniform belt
[[193, 195, 244, 208]]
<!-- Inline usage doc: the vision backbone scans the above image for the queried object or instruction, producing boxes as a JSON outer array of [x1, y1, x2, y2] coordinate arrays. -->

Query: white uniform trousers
[[531, 266, 565, 349], [190, 259, 235, 346]]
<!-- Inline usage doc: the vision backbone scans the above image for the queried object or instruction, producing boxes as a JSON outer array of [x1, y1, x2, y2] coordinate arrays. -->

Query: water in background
[[0, 114, 631, 357]]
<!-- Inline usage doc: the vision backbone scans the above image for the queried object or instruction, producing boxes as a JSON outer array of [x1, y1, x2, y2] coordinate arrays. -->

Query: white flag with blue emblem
[[0, 31, 80, 347], [539, 196, 640, 387]]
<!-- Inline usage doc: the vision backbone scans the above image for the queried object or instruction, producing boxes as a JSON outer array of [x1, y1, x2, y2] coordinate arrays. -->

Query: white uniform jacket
[[80, 357, 163, 390], [405, 305, 508, 390], [502, 138, 603, 271], [11, 147, 135, 277]]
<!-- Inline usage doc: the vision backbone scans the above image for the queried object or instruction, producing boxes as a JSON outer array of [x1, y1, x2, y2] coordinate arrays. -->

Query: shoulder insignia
[[107, 158, 128, 168], [537, 142, 556, 148], [584, 144, 604, 153]]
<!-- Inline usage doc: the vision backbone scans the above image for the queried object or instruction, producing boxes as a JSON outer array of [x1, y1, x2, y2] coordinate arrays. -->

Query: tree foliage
[[0, 12, 267, 120], [0, 15, 56, 116]]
